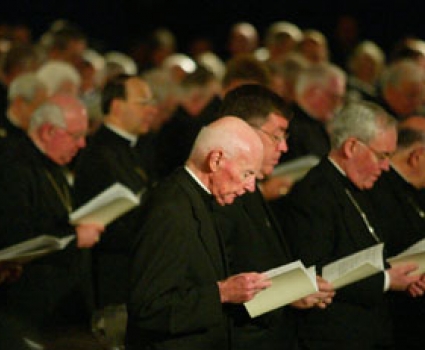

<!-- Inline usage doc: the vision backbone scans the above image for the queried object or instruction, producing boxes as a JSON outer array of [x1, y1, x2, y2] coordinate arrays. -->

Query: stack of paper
[[388, 238, 425, 274], [0, 235, 75, 264], [70, 183, 141, 226], [271, 155, 320, 182], [322, 243, 384, 289], [244, 260, 317, 318]]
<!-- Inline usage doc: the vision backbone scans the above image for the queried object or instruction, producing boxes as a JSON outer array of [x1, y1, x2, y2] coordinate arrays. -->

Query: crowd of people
[[0, 16, 425, 350]]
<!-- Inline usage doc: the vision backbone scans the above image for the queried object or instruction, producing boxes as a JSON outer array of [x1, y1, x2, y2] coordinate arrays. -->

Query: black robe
[[74, 124, 149, 308]]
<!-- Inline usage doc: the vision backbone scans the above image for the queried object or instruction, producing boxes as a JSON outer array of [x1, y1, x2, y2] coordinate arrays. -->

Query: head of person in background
[[346, 40, 386, 101], [29, 93, 88, 166], [186, 116, 263, 205], [295, 62, 346, 123], [263, 21, 303, 64], [7, 72, 47, 131], [176, 65, 220, 117], [1, 43, 40, 86], [379, 59, 425, 119], [227, 22, 259, 59], [328, 101, 397, 190], [36, 60, 81, 97], [297, 29, 329, 64], [101, 74, 157, 137], [391, 116, 425, 189], [46, 25, 87, 67], [221, 54, 271, 96]]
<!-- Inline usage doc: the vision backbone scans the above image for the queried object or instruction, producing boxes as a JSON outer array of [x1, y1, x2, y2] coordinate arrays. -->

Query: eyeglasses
[[257, 128, 290, 145], [128, 97, 157, 107], [57, 127, 87, 141], [357, 140, 394, 161]]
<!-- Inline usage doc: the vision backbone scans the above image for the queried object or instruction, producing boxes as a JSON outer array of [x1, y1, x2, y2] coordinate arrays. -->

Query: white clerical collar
[[328, 156, 347, 176], [105, 123, 138, 147], [184, 165, 211, 194]]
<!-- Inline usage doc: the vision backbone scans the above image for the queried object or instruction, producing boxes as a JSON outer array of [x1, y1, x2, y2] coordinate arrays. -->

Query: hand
[[76, 223, 105, 248], [259, 176, 294, 200], [387, 263, 420, 291], [291, 276, 335, 309], [0, 262, 23, 285], [217, 272, 271, 304], [407, 274, 425, 297]]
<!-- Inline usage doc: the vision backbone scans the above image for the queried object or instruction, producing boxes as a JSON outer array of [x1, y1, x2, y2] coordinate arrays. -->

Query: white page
[[322, 243, 384, 289], [388, 238, 425, 274], [244, 260, 318, 318], [271, 155, 320, 181], [69, 183, 141, 225]]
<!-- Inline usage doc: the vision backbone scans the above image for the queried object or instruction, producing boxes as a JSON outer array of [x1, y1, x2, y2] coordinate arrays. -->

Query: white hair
[[8, 73, 46, 102], [28, 102, 66, 132], [36, 60, 81, 96]]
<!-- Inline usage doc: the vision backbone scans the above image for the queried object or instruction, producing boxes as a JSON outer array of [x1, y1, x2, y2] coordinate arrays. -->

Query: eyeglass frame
[[357, 139, 394, 161], [257, 128, 290, 145]]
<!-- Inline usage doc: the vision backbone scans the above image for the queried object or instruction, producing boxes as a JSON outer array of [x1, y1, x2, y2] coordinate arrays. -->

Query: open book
[[70, 183, 142, 226], [0, 235, 75, 264], [388, 238, 425, 274], [322, 243, 384, 289], [271, 155, 320, 182], [244, 260, 317, 318]]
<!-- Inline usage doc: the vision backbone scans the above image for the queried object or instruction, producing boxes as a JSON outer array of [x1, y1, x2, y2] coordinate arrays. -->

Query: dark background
[[2, 0, 425, 57]]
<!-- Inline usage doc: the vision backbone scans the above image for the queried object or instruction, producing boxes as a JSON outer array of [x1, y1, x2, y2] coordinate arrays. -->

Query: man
[[0, 94, 104, 346], [368, 115, 425, 350], [280, 62, 346, 162], [73, 74, 157, 346], [278, 101, 419, 349], [126, 116, 269, 350], [215, 84, 335, 350], [0, 72, 47, 153], [375, 59, 425, 120]]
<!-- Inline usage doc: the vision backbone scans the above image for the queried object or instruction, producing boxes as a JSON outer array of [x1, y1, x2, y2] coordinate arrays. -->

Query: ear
[[408, 146, 425, 168], [342, 137, 358, 159], [208, 150, 224, 172], [38, 123, 55, 144]]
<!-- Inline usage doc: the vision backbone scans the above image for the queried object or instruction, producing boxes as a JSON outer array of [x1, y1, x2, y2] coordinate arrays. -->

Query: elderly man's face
[[210, 152, 262, 205], [45, 108, 88, 165], [346, 127, 397, 189]]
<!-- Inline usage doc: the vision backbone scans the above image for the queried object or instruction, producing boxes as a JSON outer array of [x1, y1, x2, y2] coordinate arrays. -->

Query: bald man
[[126, 116, 268, 350]]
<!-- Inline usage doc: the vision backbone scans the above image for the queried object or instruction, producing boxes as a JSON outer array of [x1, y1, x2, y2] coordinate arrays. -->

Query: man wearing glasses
[[278, 101, 420, 350]]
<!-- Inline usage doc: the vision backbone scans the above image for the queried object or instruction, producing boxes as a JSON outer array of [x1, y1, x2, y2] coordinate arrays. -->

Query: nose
[[277, 139, 288, 153], [380, 158, 391, 171], [76, 136, 86, 149]]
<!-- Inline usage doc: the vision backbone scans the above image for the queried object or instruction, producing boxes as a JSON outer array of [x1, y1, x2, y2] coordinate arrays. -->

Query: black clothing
[[126, 168, 230, 350], [276, 158, 393, 350], [369, 167, 425, 350], [74, 125, 150, 308]]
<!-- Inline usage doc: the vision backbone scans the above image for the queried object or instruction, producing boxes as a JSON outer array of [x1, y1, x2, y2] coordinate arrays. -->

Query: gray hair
[[8, 73, 46, 102], [330, 101, 397, 149], [295, 62, 346, 97], [36, 61, 81, 96], [28, 102, 66, 132], [380, 59, 425, 90]]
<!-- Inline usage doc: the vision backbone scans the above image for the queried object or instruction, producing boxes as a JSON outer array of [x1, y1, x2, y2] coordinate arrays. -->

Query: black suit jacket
[[0, 137, 89, 332], [280, 104, 330, 163], [216, 187, 298, 350], [74, 124, 149, 307], [368, 167, 425, 350], [277, 158, 392, 349], [126, 168, 230, 350]]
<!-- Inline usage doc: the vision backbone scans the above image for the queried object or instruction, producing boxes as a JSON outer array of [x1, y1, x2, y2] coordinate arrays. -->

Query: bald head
[[399, 115, 425, 132], [187, 116, 263, 205]]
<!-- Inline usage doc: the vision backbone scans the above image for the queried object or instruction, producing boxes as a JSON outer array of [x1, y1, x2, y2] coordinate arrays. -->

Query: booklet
[[244, 260, 317, 318], [0, 235, 75, 264], [387, 238, 425, 274], [271, 155, 320, 182], [69, 183, 142, 226], [322, 243, 384, 289]]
